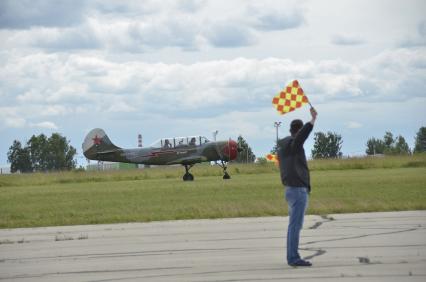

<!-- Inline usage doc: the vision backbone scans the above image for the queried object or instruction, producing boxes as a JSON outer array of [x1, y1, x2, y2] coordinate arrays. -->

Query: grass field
[[0, 155, 425, 229]]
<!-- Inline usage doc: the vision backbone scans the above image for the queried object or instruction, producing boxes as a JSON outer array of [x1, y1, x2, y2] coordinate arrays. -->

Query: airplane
[[82, 128, 241, 181]]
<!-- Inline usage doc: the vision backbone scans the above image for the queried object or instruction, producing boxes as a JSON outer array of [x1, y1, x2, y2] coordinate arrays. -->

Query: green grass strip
[[0, 166, 425, 228]]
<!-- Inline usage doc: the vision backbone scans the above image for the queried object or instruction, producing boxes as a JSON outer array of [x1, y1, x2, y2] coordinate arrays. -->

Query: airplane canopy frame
[[150, 136, 210, 149]]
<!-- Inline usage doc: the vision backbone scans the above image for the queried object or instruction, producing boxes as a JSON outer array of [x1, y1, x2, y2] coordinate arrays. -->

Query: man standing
[[277, 107, 317, 267]]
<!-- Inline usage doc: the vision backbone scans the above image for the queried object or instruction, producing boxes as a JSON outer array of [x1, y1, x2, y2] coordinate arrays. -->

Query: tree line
[[266, 126, 425, 161], [311, 126, 425, 159], [7, 133, 77, 173]]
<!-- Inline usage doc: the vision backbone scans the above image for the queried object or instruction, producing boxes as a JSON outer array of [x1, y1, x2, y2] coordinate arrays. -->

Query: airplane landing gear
[[182, 162, 231, 181], [223, 171, 230, 179], [183, 164, 194, 181], [183, 173, 194, 181], [220, 161, 231, 180]]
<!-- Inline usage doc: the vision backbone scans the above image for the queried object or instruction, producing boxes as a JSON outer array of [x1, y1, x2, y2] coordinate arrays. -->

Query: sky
[[1, 0, 425, 167]]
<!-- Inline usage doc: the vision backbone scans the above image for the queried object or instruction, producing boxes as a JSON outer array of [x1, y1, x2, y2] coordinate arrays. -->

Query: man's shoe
[[289, 260, 312, 267]]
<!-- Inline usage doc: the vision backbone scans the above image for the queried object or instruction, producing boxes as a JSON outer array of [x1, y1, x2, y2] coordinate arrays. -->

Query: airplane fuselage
[[87, 141, 228, 165]]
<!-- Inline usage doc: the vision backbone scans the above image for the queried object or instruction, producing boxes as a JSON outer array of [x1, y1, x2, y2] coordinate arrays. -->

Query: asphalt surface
[[1, 211, 425, 281]]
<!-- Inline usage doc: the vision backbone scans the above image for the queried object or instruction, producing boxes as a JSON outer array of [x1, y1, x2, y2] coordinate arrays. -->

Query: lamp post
[[274, 121, 282, 144], [213, 130, 218, 141]]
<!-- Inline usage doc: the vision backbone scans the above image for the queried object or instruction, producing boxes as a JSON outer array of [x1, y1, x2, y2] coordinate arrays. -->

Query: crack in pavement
[[308, 215, 335, 230], [0, 266, 192, 281], [301, 248, 326, 260], [302, 214, 421, 262], [304, 227, 419, 245]]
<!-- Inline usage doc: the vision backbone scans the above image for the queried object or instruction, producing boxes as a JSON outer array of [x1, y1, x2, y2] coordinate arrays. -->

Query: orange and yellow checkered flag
[[272, 80, 311, 115], [266, 154, 278, 163]]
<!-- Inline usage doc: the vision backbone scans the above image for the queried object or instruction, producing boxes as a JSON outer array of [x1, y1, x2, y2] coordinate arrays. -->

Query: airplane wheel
[[223, 172, 231, 180], [183, 173, 194, 181]]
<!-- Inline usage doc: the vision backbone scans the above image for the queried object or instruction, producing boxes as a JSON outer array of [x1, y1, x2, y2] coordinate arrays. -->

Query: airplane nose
[[222, 140, 238, 161]]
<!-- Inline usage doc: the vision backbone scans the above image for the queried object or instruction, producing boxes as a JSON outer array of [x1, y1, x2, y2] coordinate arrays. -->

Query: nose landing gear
[[219, 160, 231, 180]]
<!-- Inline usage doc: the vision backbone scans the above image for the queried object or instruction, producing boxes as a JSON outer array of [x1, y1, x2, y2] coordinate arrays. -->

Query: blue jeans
[[285, 186, 309, 264]]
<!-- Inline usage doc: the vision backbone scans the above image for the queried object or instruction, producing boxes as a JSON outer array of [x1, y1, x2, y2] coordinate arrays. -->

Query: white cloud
[[246, 2, 305, 31], [176, 0, 205, 13], [107, 101, 136, 113], [0, 0, 87, 29], [0, 107, 25, 128], [0, 106, 58, 130], [29, 121, 58, 130], [5, 117, 26, 128], [346, 121, 363, 129], [40, 105, 70, 116], [32, 25, 102, 50], [2, 48, 425, 126], [331, 34, 366, 46], [205, 22, 257, 48], [128, 16, 200, 50], [1, 0, 307, 52], [92, 0, 162, 16], [419, 21, 426, 37], [399, 20, 426, 48]]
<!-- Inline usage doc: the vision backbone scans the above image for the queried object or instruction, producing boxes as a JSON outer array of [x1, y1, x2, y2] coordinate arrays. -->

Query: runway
[[1, 211, 425, 281]]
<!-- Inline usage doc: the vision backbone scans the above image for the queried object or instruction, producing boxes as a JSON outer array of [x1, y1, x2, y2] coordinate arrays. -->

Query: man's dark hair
[[290, 119, 304, 136]]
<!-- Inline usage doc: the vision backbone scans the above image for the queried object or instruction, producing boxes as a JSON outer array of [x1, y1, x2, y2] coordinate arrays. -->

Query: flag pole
[[306, 94, 313, 108]]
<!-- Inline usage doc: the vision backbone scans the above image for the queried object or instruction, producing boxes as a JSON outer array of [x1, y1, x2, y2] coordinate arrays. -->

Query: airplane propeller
[[212, 138, 240, 179]]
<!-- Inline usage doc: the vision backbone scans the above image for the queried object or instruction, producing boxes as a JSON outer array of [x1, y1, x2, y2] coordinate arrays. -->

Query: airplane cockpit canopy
[[150, 136, 210, 149]]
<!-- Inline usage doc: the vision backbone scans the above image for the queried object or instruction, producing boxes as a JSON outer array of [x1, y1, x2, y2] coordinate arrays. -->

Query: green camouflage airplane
[[82, 128, 240, 181]]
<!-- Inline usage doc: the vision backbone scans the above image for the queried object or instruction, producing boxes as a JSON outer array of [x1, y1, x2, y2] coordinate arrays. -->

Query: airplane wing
[[166, 156, 207, 165]]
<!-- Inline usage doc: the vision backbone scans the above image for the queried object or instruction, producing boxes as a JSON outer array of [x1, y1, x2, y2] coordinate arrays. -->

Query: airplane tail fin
[[82, 128, 121, 160]]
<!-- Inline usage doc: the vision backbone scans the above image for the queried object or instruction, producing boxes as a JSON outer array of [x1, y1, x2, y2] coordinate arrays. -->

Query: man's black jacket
[[277, 123, 313, 192]]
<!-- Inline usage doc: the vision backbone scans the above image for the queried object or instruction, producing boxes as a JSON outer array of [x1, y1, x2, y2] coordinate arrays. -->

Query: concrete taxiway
[[1, 211, 425, 281]]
